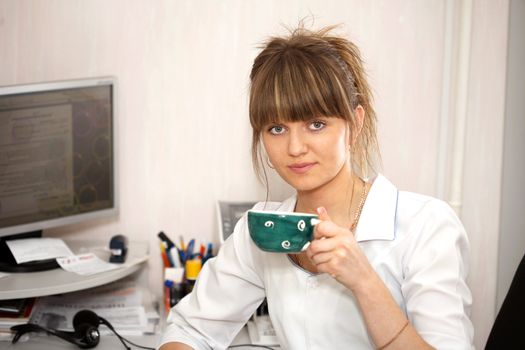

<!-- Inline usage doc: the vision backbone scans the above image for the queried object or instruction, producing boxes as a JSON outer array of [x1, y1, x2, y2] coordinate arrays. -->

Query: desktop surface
[[3, 325, 279, 350], [2, 333, 160, 349], [0, 240, 148, 300]]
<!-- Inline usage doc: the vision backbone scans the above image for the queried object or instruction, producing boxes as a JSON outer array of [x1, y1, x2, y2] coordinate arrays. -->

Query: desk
[[1, 333, 160, 349], [0, 240, 150, 349], [0, 241, 149, 300], [2, 326, 278, 349], [1, 241, 278, 349]]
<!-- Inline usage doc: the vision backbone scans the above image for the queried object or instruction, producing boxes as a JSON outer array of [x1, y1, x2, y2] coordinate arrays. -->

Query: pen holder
[[184, 259, 202, 294], [163, 267, 185, 312], [185, 259, 202, 280], [162, 259, 204, 312]]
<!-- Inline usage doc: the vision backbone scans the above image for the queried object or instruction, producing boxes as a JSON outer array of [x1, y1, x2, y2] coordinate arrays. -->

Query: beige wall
[[497, 0, 525, 311], [462, 1, 509, 346], [0, 1, 510, 348]]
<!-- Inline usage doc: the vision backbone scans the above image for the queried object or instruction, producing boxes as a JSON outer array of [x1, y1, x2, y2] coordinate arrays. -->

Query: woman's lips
[[288, 162, 316, 174]]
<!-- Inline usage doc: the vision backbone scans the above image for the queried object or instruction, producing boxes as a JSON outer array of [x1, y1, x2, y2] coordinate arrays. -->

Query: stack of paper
[[29, 280, 159, 336], [0, 298, 35, 342]]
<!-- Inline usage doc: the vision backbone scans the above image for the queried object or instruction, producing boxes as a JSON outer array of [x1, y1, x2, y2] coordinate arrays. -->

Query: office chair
[[485, 252, 525, 349]]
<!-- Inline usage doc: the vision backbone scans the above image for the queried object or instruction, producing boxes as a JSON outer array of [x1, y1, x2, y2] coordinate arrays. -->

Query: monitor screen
[[0, 77, 117, 238], [217, 201, 256, 244]]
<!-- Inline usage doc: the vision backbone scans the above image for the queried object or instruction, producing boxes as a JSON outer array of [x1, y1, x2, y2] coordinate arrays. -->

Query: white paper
[[36, 283, 143, 309], [56, 253, 122, 275], [6, 238, 74, 264], [30, 305, 147, 333], [32, 282, 143, 310], [29, 284, 150, 333], [0, 272, 8, 279]]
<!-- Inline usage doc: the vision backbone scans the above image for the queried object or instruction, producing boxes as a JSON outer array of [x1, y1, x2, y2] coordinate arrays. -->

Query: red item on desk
[[199, 244, 205, 259], [164, 282, 172, 312], [160, 242, 171, 268]]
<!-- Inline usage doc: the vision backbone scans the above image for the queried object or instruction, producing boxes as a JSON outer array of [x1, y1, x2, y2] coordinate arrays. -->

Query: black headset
[[11, 309, 154, 349]]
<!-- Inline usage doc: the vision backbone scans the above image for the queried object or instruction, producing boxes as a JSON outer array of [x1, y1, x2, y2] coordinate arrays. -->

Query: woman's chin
[[284, 178, 324, 193]]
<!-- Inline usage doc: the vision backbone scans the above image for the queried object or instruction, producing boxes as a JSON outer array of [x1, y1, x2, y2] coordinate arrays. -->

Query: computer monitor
[[216, 201, 256, 244], [0, 77, 118, 272]]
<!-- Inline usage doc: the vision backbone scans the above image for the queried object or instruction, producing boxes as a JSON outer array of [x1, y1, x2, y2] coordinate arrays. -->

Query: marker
[[158, 231, 175, 249], [160, 242, 171, 267]]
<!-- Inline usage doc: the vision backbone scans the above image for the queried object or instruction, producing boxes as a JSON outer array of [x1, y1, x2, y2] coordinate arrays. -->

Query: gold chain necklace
[[350, 178, 368, 232]]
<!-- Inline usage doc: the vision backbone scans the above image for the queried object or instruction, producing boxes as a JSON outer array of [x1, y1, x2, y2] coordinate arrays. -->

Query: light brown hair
[[249, 24, 380, 182]]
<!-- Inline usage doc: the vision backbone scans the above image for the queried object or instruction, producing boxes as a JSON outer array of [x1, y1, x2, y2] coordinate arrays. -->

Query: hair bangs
[[250, 49, 351, 133]]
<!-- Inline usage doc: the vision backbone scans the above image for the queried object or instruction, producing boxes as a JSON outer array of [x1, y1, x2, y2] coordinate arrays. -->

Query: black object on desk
[[0, 231, 60, 272], [12, 309, 156, 350], [109, 235, 128, 263]]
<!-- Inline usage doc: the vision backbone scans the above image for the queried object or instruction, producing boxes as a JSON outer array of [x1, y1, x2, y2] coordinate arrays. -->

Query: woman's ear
[[352, 105, 365, 145]]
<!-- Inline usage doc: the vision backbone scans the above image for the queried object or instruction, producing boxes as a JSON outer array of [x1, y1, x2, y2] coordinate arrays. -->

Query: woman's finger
[[309, 251, 333, 265], [307, 236, 339, 256]]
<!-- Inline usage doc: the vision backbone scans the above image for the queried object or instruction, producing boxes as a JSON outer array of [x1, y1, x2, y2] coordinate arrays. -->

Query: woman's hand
[[305, 206, 376, 291], [306, 207, 434, 349]]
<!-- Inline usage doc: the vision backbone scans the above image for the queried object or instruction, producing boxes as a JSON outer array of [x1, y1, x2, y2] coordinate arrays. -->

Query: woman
[[159, 25, 474, 350]]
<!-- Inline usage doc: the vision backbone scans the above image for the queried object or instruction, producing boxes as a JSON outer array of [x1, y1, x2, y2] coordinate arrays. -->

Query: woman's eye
[[309, 121, 326, 131], [269, 125, 285, 135]]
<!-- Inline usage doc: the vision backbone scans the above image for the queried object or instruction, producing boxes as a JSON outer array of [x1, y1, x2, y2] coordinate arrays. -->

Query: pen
[[199, 244, 205, 259], [164, 279, 174, 310], [179, 248, 186, 265], [185, 239, 195, 261], [179, 235, 185, 251], [168, 246, 181, 268], [203, 243, 213, 265]]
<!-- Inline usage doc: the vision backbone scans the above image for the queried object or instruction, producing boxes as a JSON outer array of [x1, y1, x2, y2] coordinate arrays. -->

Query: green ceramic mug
[[247, 210, 320, 253]]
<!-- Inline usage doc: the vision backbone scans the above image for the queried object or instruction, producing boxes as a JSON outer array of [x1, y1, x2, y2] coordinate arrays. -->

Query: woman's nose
[[287, 130, 308, 156]]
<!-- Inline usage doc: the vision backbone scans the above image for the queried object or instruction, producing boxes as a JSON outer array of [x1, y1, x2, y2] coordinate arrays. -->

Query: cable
[[228, 344, 278, 350], [102, 318, 155, 350], [121, 337, 156, 350]]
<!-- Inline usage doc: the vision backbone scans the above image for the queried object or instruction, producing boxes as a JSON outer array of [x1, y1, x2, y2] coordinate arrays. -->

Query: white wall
[[460, 1, 509, 346], [497, 0, 525, 310], [0, 1, 511, 348]]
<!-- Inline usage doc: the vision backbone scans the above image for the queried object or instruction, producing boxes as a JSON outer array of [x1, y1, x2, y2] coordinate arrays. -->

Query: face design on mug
[[248, 210, 319, 253]]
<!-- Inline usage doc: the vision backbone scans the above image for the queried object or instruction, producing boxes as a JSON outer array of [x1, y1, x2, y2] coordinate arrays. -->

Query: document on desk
[[0, 272, 8, 279], [56, 252, 122, 275], [29, 283, 151, 334], [30, 305, 147, 334], [6, 238, 74, 263]]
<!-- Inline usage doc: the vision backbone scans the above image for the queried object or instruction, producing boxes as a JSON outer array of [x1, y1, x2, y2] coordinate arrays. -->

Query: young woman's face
[[262, 116, 351, 192]]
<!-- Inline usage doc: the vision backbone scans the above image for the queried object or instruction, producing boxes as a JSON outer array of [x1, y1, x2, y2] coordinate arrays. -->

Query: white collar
[[278, 173, 398, 242], [354, 174, 398, 242]]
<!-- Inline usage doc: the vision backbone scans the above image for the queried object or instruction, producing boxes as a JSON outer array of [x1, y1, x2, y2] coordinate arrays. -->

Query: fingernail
[[310, 218, 321, 226]]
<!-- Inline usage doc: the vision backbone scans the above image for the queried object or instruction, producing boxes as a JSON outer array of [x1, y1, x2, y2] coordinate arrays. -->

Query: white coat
[[159, 174, 474, 350]]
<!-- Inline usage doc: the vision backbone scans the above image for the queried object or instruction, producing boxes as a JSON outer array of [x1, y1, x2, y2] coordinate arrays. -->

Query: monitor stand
[[0, 230, 60, 273]]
